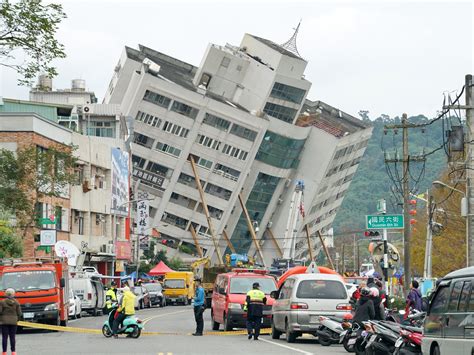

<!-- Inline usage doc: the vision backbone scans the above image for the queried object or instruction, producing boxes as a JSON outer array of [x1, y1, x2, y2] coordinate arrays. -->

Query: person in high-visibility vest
[[104, 281, 118, 314], [243, 282, 267, 340]]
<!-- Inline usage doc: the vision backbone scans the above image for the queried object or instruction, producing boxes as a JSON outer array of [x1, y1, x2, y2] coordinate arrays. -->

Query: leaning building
[[104, 31, 372, 266]]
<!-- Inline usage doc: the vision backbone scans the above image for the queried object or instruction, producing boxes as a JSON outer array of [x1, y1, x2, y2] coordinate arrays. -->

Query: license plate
[[310, 315, 319, 323], [395, 337, 403, 347], [348, 338, 357, 345], [23, 312, 34, 319]]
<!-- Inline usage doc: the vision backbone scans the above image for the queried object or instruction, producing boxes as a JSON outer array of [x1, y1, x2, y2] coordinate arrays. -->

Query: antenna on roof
[[280, 20, 303, 58]]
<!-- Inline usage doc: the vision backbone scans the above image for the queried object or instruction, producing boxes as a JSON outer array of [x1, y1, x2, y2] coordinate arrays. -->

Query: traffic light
[[364, 231, 380, 237]]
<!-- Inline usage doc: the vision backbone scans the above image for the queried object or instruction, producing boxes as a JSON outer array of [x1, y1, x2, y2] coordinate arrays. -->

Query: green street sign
[[39, 218, 56, 225], [366, 214, 404, 229]]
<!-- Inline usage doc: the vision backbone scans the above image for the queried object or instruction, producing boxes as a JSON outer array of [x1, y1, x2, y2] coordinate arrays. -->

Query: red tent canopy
[[148, 261, 174, 276]]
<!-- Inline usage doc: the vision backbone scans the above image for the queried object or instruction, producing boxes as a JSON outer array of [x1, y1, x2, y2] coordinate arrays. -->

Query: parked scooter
[[340, 321, 362, 353], [394, 326, 423, 355], [317, 314, 352, 346], [364, 320, 401, 355], [102, 304, 144, 338]]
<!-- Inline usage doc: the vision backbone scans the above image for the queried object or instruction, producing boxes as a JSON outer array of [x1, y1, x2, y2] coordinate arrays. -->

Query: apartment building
[[104, 31, 372, 265]]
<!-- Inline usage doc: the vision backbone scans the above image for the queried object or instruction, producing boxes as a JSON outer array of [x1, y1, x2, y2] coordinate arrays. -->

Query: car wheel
[[432, 344, 440, 355], [285, 320, 296, 343], [271, 318, 282, 339], [77, 312, 81, 319], [139, 301, 144, 309], [211, 312, 219, 331], [223, 313, 232, 331], [147, 300, 151, 308], [318, 333, 332, 346]]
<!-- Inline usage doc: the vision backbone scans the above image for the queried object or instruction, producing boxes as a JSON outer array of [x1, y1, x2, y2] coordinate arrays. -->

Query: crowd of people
[[351, 277, 424, 326]]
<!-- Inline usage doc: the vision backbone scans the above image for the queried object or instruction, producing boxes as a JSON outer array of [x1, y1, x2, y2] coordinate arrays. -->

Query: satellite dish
[[55, 241, 81, 266]]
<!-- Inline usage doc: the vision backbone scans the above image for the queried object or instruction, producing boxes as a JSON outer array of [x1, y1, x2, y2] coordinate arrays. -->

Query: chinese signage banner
[[136, 200, 149, 235], [111, 148, 129, 216]]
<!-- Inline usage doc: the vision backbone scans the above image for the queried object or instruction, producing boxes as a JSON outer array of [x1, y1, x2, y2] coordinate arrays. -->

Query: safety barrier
[[17, 321, 271, 336]]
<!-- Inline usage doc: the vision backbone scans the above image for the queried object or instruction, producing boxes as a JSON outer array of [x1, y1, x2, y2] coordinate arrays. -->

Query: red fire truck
[[0, 259, 69, 326]]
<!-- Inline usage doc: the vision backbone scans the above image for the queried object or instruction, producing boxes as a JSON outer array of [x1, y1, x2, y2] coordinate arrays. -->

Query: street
[[16, 306, 348, 355]]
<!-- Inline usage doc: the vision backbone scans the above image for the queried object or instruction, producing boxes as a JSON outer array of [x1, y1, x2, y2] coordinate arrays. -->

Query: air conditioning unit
[[99, 244, 107, 253], [106, 244, 114, 254]]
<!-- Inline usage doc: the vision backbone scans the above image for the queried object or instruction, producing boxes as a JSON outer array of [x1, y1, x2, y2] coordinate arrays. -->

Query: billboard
[[111, 148, 129, 216], [136, 200, 149, 235], [115, 241, 132, 260]]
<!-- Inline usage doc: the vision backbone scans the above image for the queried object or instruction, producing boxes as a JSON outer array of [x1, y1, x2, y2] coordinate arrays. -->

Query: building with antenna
[[104, 29, 372, 265]]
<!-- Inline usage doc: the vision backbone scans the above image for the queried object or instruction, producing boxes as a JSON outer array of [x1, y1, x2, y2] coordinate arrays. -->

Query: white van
[[70, 276, 105, 316], [422, 266, 474, 355], [271, 273, 350, 343]]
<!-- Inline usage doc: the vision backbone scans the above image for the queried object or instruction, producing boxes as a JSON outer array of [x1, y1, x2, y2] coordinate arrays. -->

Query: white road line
[[143, 309, 188, 324], [259, 338, 314, 355]]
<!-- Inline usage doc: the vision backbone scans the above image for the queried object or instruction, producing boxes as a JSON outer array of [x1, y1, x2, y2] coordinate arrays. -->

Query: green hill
[[333, 115, 451, 234]]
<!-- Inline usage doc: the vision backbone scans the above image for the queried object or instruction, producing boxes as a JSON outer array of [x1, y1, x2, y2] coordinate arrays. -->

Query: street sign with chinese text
[[136, 200, 149, 235], [366, 214, 404, 229]]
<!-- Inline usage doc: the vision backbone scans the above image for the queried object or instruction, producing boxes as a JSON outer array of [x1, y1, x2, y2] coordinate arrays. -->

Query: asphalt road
[[16, 305, 349, 355]]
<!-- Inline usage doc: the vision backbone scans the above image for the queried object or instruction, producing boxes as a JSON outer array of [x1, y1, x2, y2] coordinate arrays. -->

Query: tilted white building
[[104, 32, 372, 266]]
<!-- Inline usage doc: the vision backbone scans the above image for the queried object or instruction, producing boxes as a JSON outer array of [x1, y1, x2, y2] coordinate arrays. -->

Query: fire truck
[[0, 259, 69, 326]]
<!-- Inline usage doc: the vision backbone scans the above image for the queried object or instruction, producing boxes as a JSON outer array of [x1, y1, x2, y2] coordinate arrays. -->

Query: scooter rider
[[105, 281, 118, 314], [112, 286, 136, 338], [353, 287, 375, 326]]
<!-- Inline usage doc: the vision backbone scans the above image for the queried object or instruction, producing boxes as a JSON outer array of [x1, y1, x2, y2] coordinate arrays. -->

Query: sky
[[0, 0, 472, 119]]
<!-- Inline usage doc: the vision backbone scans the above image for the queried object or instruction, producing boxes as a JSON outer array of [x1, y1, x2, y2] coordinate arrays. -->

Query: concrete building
[[0, 96, 130, 274], [104, 32, 372, 265]]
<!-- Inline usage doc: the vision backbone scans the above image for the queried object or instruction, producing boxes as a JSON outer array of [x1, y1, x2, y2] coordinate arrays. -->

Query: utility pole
[[442, 74, 473, 266], [466, 74, 474, 266], [421, 191, 433, 279], [384, 113, 426, 291]]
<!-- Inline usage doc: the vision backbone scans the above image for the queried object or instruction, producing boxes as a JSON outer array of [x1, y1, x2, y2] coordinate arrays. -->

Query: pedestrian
[[112, 286, 136, 339], [406, 280, 423, 312], [192, 278, 205, 336], [353, 287, 375, 326], [0, 288, 21, 355], [244, 282, 266, 341]]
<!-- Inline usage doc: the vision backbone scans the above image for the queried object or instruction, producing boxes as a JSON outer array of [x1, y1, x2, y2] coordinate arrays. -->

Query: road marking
[[143, 309, 188, 325], [259, 338, 314, 355], [157, 353, 173, 355]]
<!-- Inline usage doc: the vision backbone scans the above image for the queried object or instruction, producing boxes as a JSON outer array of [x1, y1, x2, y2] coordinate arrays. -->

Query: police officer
[[104, 281, 118, 314], [244, 282, 267, 340]]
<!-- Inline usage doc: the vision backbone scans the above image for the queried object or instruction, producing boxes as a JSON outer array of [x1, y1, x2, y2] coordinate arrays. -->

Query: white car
[[345, 283, 358, 298], [68, 289, 82, 319]]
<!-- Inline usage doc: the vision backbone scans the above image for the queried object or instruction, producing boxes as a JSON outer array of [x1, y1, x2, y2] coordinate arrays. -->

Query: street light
[[432, 180, 469, 268]]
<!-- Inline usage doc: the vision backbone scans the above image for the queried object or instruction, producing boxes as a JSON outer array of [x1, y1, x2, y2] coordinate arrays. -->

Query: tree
[[168, 257, 184, 271], [0, 145, 77, 239], [0, 0, 66, 85], [0, 220, 22, 258], [410, 170, 466, 277]]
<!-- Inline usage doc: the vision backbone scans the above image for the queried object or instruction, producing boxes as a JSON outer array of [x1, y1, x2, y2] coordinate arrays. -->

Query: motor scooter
[[102, 304, 144, 338], [394, 326, 422, 355], [317, 314, 352, 346]]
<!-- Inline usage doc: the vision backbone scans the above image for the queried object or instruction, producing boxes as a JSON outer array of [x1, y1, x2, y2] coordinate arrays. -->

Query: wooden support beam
[[317, 230, 335, 270], [238, 193, 266, 267], [189, 224, 204, 258], [189, 156, 223, 265], [304, 224, 314, 261], [222, 230, 236, 254], [266, 228, 282, 258]]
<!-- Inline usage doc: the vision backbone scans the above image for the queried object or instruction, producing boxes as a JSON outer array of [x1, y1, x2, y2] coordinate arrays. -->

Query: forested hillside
[[333, 115, 451, 233]]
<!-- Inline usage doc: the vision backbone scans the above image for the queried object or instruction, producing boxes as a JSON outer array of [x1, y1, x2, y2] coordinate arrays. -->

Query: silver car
[[270, 273, 351, 343]]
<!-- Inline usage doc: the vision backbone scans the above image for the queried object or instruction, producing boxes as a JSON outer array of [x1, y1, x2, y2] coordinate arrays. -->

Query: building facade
[[104, 31, 373, 266]]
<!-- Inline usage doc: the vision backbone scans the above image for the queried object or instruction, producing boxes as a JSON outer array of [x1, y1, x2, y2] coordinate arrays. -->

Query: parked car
[[70, 275, 105, 316], [271, 273, 351, 343], [133, 285, 151, 309], [68, 289, 82, 319], [211, 269, 277, 331], [143, 283, 166, 307], [423, 266, 474, 355]]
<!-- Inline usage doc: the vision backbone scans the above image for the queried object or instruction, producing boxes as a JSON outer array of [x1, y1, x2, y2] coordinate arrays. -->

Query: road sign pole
[[383, 228, 389, 291]]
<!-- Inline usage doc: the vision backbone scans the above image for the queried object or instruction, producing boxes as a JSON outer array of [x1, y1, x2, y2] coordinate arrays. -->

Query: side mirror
[[219, 287, 226, 295], [60, 278, 66, 288], [270, 290, 279, 299]]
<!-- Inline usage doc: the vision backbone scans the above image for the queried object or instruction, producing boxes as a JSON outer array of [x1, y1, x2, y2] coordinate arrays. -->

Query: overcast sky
[[0, 0, 472, 119]]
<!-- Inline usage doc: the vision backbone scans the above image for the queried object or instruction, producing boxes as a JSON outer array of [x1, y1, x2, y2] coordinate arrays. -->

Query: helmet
[[111, 281, 117, 287], [343, 313, 353, 320], [252, 282, 260, 289], [370, 287, 380, 298], [360, 287, 371, 297]]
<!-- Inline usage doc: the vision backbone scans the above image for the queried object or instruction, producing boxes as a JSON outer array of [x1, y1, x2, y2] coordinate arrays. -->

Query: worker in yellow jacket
[[244, 282, 267, 340], [112, 286, 136, 338]]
